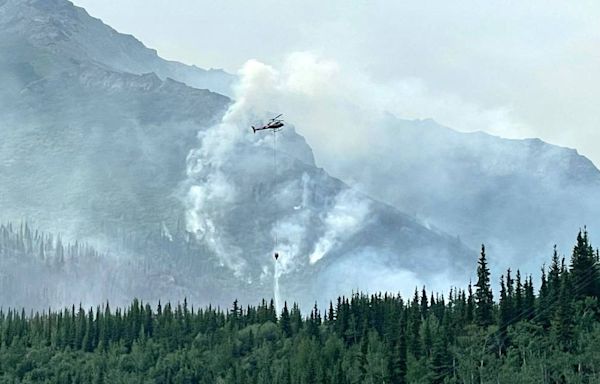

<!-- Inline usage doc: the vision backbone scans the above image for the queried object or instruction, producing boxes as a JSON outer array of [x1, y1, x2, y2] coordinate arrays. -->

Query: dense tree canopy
[[0, 230, 599, 383]]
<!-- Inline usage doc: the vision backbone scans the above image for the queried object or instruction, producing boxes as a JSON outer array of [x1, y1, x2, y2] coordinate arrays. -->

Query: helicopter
[[252, 114, 284, 133]]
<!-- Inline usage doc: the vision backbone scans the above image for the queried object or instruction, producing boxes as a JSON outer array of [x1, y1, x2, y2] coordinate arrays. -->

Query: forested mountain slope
[[0, 0, 475, 309]]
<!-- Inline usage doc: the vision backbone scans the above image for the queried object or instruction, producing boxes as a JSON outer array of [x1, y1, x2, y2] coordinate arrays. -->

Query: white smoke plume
[[185, 52, 536, 309], [184, 57, 374, 294], [225, 52, 526, 185], [309, 189, 370, 264], [184, 64, 259, 277]]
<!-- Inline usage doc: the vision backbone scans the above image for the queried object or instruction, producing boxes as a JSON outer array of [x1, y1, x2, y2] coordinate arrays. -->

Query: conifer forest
[[2, 1, 600, 383], [0, 227, 599, 383]]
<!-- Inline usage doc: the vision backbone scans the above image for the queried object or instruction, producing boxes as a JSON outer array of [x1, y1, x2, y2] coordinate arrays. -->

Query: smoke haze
[[74, 0, 600, 167]]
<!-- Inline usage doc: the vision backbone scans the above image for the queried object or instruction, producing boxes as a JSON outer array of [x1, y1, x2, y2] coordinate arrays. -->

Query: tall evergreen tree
[[420, 287, 429, 319], [506, 268, 515, 321], [474, 245, 494, 327], [498, 275, 510, 352], [466, 282, 474, 324], [327, 301, 335, 324], [280, 302, 291, 337], [515, 270, 523, 321], [570, 229, 599, 299], [548, 245, 562, 302], [524, 275, 535, 321], [537, 265, 551, 328], [408, 289, 422, 358]]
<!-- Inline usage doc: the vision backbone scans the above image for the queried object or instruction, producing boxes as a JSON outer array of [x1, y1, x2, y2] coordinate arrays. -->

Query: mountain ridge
[[0, 0, 476, 309], [0, 0, 235, 96], [329, 114, 600, 272], [4, 0, 597, 309]]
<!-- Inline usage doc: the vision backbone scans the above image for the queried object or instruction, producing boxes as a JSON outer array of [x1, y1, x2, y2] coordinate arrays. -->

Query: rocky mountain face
[[329, 116, 600, 271], [0, 0, 235, 95], [0, 0, 475, 310], [6, 0, 597, 310]]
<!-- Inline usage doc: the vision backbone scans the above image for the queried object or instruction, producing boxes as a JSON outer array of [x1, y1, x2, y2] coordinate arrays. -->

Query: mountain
[[0, 0, 474, 309], [0, 0, 235, 96], [327, 115, 600, 271]]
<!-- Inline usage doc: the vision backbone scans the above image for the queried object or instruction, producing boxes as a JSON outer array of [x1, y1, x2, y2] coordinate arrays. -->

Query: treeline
[[0, 220, 251, 310], [0, 222, 103, 267], [0, 222, 117, 309], [0, 231, 599, 383]]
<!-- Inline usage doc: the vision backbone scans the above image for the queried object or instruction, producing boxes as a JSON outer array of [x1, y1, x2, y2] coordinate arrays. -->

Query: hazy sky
[[73, 0, 600, 166]]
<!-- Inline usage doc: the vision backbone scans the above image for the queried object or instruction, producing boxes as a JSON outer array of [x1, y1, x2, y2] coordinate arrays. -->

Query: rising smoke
[[309, 189, 370, 264], [183, 58, 379, 310], [183, 52, 578, 310]]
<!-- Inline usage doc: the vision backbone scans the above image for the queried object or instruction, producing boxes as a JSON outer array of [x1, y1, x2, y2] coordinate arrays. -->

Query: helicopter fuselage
[[252, 121, 284, 133]]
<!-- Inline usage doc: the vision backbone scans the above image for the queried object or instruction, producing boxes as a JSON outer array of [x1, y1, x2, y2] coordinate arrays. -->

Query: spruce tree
[[515, 270, 523, 321], [570, 229, 598, 300], [328, 301, 335, 324], [552, 272, 574, 352], [466, 282, 474, 324], [420, 287, 429, 319], [537, 265, 551, 328], [524, 275, 535, 321], [498, 275, 510, 352], [291, 303, 303, 335], [474, 245, 494, 327], [230, 299, 240, 329], [548, 245, 561, 302], [408, 289, 422, 358], [505, 268, 515, 321], [280, 302, 291, 337]]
